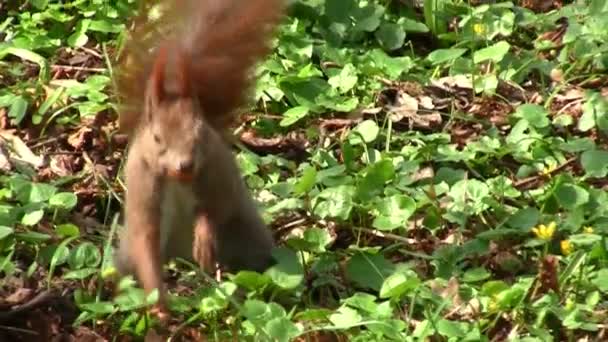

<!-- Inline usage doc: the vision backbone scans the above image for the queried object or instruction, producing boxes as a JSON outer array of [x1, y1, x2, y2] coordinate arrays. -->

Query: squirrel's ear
[[167, 49, 192, 98], [147, 46, 169, 105]]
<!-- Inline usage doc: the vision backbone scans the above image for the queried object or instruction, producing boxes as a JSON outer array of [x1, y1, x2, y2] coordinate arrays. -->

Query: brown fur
[[113, 0, 285, 315], [115, 0, 285, 134]]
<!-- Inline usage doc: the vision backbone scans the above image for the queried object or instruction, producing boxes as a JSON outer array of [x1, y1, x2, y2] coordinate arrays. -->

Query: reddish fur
[[115, 0, 285, 134]]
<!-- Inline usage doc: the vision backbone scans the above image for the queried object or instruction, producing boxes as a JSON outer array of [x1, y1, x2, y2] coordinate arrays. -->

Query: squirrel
[[112, 0, 285, 315]]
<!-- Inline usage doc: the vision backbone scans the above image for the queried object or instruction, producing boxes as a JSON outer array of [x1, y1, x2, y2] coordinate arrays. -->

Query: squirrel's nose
[[178, 160, 194, 174]]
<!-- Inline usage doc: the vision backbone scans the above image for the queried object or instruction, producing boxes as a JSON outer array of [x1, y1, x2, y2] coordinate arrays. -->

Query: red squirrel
[[112, 0, 285, 315]]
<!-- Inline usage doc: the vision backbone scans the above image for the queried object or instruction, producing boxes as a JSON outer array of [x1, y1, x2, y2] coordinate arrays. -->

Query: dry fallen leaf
[[0, 130, 45, 168]]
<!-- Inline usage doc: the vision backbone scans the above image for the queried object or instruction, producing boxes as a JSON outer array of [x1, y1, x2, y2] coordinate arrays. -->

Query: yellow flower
[[542, 163, 557, 176], [583, 226, 594, 234], [565, 296, 575, 310], [473, 23, 486, 35], [560, 240, 573, 256], [532, 221, 556, 240]]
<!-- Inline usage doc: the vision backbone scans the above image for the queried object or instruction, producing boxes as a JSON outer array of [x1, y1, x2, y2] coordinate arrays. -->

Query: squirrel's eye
[[153, 134, 161, 144]]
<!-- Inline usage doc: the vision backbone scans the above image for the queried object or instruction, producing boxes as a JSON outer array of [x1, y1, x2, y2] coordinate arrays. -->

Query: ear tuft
[[172, 49, 193, 97], [148, 45, 170, 104]]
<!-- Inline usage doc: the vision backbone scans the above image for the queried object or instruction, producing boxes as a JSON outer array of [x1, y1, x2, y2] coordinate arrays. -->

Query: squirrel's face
[[145, 98, 207, 183]]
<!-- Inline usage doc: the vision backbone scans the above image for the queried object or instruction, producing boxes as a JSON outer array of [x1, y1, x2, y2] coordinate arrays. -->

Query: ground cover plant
[[1, 0, 608, 340]]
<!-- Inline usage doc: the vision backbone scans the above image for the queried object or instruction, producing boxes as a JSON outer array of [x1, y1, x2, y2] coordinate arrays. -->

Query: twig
[[352, 226, 417, 245], [0, 290, 55, 322], [514, 157, 577, 189], [51, 65, 106, 73], [0, 324, 39, 335]]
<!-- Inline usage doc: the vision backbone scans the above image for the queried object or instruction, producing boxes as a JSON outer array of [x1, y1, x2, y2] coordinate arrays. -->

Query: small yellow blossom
[[560, 239, 573, 256], [565, 296, 575, 310], [583, 226, 594, 234], [101, 266, 118, 279], [473, 23, 486, 35], [542, 163, 557, 176], [532, 221, 556, 240]]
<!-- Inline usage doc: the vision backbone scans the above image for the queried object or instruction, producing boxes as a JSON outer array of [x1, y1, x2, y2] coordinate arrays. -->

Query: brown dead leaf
[[0, 130, 45, 169], [67, 126, 94, 150], [520, 0, 562, 13], [3, 288, 35, 306]]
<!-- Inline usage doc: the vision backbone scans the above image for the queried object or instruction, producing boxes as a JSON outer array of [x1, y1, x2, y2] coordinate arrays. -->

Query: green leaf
[[0, 226, 14, 239], [506, 207, 539, 229], [294, 165, 317, 195], [8, 96, 28, 124], [55, 223, 80, 238], [426, 48, 468, 65], [329, 306, 362, 329], [437, 319, 468, 338], [64, 268, 98, 280], [15, 231, 52, 243], [372, 194, 416, 231], [473, 41, 510, 63], [313, 185, 355, 220], [569, 233, 602, 246], [346, 252, 394, 291], [462, 267, 491, 283], [514, 104, 549, 128], [79, 302, 116, 314], [592, 269, 608, 293], [379, 269, 421, 299], [266, 317, 301, 342], [49, 192, 78, 210], [349, 120, 379, 145], [327, 63, 358, 94], [265, 247, 304, 289], [21, 208, 44, 226], [581, 150, 608, 177], [232, 271, 272, 291], [280, 106, 309, 127], [554, 184, 589, 210], [357, 159, 395, 202], [375, 23, 406, 51], [69, 242, 102, 269], [68, 19, 91, 47]]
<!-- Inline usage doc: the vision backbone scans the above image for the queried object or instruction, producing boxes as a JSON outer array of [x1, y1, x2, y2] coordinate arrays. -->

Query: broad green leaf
[[379, 269, 421, 299], [427, 48, 468, 65], [69, 242, 102, 269], [349, 120, 379, 145], [554, 184, 589, 210], [68, 19, 91, 47], [372, 194, 416, 231], [266, 317, 301, 342], [265, 247, 304, 289], [375, 23, 406, 51], [49, 192, 78, 210], [0, 225, 14, 239], [21, 208, 44, 226], [473, 41, 510, 63], [327, 63, 358, 94], [581, 150, 608, 177], [346, 252, 394, 291], [592, 269, 608, 293], [514, 104, 549, 128], [55, 223, 80, 237], [8, 96, 28, 124], [280, 106, 309, 127], [313, 185, 355, 220], [329, 306, 362, 328]]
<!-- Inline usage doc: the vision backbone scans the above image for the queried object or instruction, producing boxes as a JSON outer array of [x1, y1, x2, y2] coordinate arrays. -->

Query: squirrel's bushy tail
[[115, 0, 285, 134]]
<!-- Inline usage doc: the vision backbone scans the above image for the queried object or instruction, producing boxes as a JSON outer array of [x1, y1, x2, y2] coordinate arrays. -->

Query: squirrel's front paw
[[193, 215, 217, 273]]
